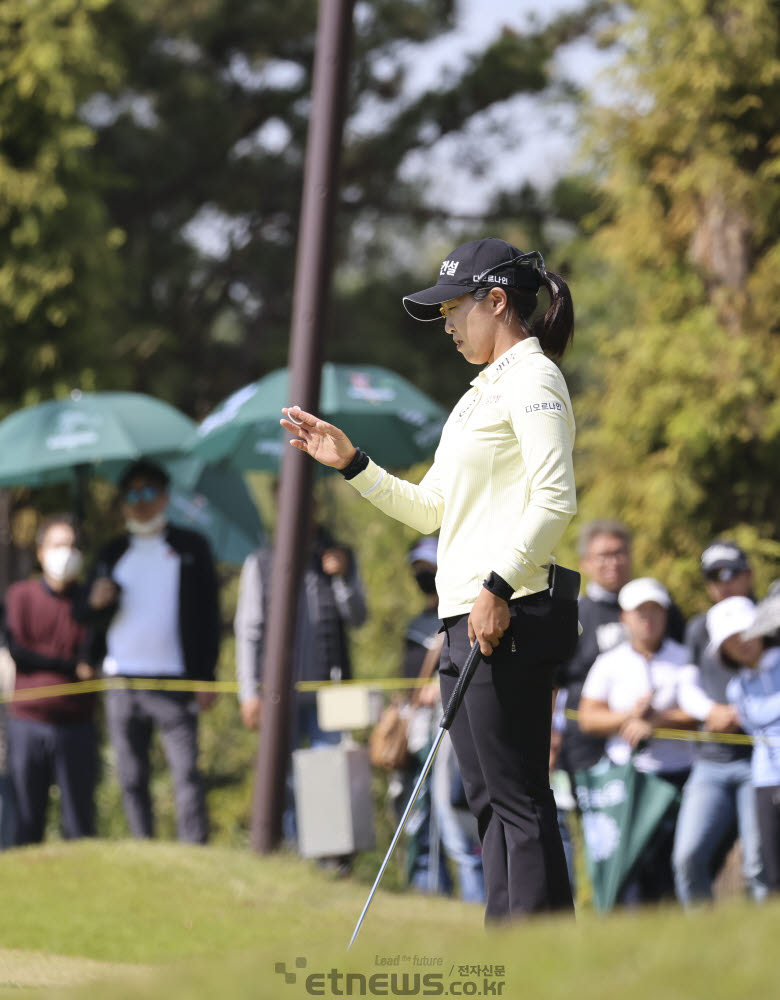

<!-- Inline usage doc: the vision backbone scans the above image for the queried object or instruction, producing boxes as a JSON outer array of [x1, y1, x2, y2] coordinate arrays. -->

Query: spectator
[[558, 520, 686, 779], [430, 727, 486, 903], [77, 460, 220, 843], [392, 536, 484, 901], [672, 540, 766, 906], [578, 577, 702, 902], [401, 536, 441, 679], [4, 515, 98, 844], [557, 520, 634, 777], [549, 688, 577, 896], [235, 520, 367, 847], [0, 631, 14, 848], [387, 537, 450, 893], [708, 595, 780, 894]]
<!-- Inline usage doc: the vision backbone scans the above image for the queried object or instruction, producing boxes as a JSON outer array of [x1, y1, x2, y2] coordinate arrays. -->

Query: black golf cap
[[402, 237, 543, 321], [700, 540, 750, 580]]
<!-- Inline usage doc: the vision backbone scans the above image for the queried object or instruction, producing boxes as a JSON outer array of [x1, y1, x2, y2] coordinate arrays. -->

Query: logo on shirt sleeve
[[525, 400, 564, 414]]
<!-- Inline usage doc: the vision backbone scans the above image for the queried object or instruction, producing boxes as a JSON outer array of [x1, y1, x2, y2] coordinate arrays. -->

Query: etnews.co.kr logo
[[275, 957, 308, 984], [274, 956, 507, 997]]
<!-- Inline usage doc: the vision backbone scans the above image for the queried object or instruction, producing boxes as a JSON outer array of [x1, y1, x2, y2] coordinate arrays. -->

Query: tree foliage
[[13, 1, 779, 840], [573, 0, 780, 609], [0, 0, 124, 409], [79, 0, 602, 414]]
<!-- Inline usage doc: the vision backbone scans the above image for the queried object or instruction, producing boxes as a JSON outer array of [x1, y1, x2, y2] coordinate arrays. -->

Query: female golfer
[[281, 237, 578, 920]]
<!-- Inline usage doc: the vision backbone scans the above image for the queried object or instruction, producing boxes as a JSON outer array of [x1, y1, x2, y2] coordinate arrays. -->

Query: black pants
[[439, 594, 577, 922], [755, 784, 780, 892], [8, 716, 98, 844]]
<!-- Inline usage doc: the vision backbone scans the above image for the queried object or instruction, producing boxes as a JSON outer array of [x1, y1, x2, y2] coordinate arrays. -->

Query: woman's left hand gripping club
[[468, 587, 511, 657]]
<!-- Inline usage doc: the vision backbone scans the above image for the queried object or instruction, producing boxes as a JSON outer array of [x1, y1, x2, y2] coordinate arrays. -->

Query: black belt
[[442, 589, 549, 629]]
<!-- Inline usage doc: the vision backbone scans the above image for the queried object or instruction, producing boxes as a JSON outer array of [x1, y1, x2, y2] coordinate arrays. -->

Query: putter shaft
[[347, 642, 482, 950]]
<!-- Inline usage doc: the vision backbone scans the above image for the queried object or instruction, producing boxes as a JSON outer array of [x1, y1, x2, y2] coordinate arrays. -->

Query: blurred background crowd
[[0, 0, 778, 911], [1, 465, 779, 913]]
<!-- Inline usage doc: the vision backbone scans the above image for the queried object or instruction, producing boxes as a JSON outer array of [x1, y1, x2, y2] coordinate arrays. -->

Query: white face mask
[[125, 511, 167, 536], [42, 546, 83, 583]]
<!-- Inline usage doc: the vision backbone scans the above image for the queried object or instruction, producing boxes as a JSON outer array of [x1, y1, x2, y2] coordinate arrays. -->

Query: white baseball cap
[[618, 577, 671, 612], [407, 536, 438, 566], [706, 596, 757, 657]]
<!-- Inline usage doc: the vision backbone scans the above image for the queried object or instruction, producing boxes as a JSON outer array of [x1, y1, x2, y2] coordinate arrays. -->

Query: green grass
[[0, 840, 778, 999]]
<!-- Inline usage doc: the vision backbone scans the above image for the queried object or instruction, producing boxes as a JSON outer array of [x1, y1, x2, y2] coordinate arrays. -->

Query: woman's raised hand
[[280, 406, 357, 469]]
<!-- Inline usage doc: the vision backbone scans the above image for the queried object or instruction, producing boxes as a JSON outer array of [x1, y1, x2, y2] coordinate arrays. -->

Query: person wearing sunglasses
[[281, 237, 578, 922], [75, 459, 220, 844], [672, 539, 767, 906]]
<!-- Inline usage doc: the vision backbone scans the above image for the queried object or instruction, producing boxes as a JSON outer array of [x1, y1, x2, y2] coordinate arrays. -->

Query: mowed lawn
[[0, 840, 777, 999]]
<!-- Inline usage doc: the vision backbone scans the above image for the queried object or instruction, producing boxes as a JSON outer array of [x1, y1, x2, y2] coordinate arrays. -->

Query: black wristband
[[482, 571, 514, 603], [338, 447, 370, 480]]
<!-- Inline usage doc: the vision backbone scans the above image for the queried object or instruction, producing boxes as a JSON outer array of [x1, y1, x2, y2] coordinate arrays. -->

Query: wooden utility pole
[[251, 0, 355, 853]]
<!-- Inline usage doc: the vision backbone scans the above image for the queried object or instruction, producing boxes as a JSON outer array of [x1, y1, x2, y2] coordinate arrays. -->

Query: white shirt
[[582, 638, 703, 774], [345, 337, 577, 617], [104, 534, 185, 677]]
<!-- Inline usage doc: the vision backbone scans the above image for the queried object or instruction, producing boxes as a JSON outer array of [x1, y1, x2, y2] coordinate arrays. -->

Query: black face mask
[[414, 569, 437, 596]]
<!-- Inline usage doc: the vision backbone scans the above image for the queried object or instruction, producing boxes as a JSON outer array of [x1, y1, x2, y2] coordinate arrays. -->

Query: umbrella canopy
[[0, 390, 196, 486], [191, 364, 448, 471], [165, 458, 265, 566], [575, 756, 680, 911], [0, 392, 263, 564]]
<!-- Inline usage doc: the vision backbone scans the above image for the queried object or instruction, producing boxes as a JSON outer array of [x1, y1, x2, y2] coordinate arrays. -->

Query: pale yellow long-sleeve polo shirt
[[345, 337, 577, 618]]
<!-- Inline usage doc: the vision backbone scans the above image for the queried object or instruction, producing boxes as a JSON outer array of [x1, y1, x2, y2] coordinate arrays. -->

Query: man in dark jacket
[[77, 459, 220, 843], [556, 520, 635, 776], [557, 519, 685, 777], [235, 521, 366, 848]]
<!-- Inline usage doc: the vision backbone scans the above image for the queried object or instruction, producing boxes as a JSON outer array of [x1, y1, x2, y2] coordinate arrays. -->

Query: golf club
[[347, 640, 483, 950]]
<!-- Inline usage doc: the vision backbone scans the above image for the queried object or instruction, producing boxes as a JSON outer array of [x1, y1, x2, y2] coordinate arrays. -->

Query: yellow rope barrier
[[3, 679, 774, 748], [562, 708, 764, 747], [0, 674, 433, 705]]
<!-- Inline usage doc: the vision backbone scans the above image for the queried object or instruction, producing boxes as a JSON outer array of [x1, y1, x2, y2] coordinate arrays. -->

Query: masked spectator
[[391, 536, 484, 901], [4, 515, 98, 843], [77, 460, 220, 843]]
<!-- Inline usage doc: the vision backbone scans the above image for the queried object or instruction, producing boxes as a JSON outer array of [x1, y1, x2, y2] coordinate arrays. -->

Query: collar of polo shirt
[[470, 337, 542, 387]]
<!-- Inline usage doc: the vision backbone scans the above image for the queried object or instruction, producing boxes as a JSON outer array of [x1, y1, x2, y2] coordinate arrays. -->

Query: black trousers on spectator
[[439, 593, 576, 922], [755, 784, 780, 892], [8, 716, 98, 844]]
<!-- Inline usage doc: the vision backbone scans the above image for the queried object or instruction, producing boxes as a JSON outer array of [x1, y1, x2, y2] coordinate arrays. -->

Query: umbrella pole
[[347, 642, 482, 951], [73, 463, 90, 527]]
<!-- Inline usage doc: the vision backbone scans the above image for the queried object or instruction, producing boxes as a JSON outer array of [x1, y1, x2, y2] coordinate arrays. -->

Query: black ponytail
[[472, 264, 574, 359], [531, 269, 574, 359]]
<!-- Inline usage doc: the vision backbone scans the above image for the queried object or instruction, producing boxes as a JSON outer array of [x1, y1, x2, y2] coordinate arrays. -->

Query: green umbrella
[[191, 364, 448, 471], [0, 390, 196, 486], [165, 458, 265, 566], [574, 756, 680, 911], [0, 391, 263, 564]]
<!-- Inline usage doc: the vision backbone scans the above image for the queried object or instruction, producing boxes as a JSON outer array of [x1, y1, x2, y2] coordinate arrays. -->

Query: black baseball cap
[[402, 237, 543, 321], [700, 540, 749, 581]]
